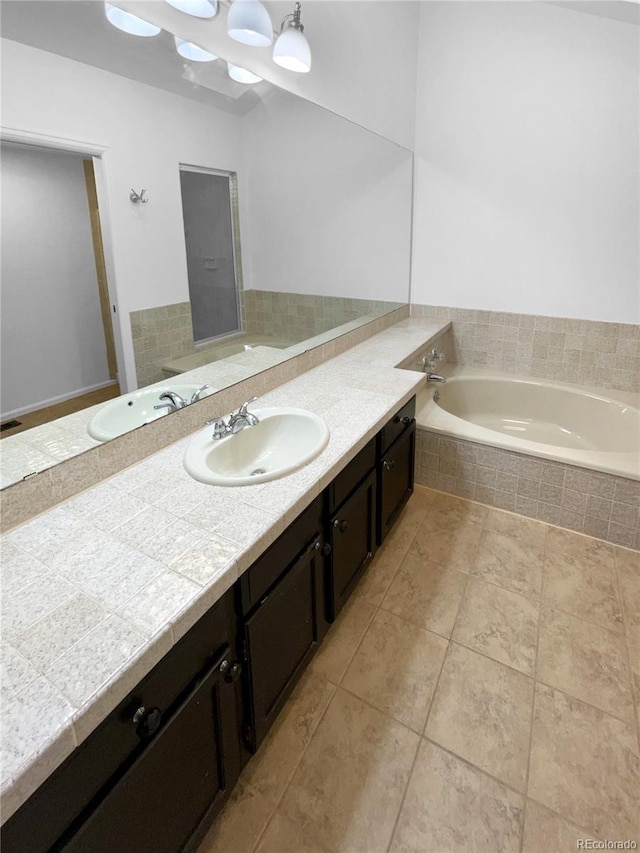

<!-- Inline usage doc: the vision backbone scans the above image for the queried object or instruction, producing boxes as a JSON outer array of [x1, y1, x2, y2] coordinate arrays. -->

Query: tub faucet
[[422, 348, 445, 372], [426, 373, 446, 383], [154, 391, 189, 413]]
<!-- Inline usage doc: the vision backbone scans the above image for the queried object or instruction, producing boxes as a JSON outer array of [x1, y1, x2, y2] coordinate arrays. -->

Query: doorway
[[0, 142, 120, 436]]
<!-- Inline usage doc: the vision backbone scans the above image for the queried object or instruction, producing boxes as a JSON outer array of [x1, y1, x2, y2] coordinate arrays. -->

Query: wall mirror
[[0, 0, 413, 489]]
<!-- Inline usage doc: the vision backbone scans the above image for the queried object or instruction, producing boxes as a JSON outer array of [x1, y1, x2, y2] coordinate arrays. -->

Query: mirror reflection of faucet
[[153, 385, 210, 414], [207, 397, 261, 440]]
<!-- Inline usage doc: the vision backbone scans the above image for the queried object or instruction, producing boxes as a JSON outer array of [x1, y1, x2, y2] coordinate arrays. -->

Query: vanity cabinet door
[[328, 469, 377, 620], [242, 536, 324, 752], [378, 420, 415, 545], [58, 648, 241, 853]]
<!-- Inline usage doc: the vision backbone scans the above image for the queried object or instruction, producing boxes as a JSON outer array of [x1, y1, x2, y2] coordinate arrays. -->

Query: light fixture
[[174, 36, 218, 61], [272, 2, 310, 72], [164, 0, 217, 19], [104, 3, 161, 36], [227, 0, 273, 47], [227, 63, 262, 84], [273, 2, 310, 73]]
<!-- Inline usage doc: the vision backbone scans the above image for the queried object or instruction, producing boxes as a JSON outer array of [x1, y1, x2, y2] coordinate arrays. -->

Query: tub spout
[[426, 373, 446, 383]]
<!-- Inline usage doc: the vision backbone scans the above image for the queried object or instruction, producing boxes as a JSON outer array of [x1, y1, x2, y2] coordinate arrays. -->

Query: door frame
[[0, 126, 127, 391]]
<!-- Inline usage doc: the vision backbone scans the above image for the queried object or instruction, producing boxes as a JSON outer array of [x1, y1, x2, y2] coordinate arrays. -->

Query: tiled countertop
[[0, 318, 447, 823]]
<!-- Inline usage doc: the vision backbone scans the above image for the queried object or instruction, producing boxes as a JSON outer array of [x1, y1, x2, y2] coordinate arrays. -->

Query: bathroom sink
[[88, 384, 211, 442], [183, 407, 330, 486]]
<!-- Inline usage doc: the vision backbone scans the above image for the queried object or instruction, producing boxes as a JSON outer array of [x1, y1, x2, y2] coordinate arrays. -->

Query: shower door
[[179, 167, 242, 344]]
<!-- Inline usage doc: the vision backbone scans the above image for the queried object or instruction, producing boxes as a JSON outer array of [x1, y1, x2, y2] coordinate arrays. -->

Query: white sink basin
[[183, 407, 330, 486], [88, 385, 211, 442]]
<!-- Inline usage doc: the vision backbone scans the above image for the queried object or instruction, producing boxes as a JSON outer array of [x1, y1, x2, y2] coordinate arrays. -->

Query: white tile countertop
[[0, 317, 447, 823]]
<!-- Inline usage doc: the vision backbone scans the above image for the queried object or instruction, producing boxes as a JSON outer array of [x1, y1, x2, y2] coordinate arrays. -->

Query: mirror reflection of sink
[[88, 385, 212, 442], [183, 407, 330, 486]]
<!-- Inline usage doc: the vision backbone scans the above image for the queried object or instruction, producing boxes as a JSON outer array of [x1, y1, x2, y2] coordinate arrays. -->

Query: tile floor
[[198, 486, 640, 853]]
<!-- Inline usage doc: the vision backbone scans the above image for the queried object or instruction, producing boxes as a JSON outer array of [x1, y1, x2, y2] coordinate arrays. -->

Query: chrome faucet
[[208, 397, 260, 440], [426, 373, 446, 383], [422, 347, 445, 372], [154, 385, 210, 414], [154, 391, 189, 413]]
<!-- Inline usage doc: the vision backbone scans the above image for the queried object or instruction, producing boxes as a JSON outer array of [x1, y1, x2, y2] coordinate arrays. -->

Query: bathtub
[[163, 334, 298, 376], [416, 367, 640, 481]]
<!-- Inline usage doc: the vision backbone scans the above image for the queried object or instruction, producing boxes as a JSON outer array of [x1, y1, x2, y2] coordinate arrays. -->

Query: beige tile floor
[[198, 486, 640, 853]]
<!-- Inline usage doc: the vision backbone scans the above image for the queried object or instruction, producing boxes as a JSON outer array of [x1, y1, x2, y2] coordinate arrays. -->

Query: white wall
[[243, 90, 413, 302], [1, 38, 247, 390], [116, 0, 420, 149], [0, 145, 111, 417], [411, 2, 639, 323]]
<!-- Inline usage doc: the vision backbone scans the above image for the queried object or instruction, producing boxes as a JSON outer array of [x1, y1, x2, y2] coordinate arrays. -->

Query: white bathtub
[[162, 334, 298, 376], [416, 367, 640, 480]]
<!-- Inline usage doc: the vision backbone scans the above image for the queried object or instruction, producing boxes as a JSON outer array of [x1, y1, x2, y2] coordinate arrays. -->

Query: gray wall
[[1, 144, 110, 418]]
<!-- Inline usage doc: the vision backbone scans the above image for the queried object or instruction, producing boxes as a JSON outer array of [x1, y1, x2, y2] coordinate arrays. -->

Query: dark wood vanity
[[2, 397, 416, 853]]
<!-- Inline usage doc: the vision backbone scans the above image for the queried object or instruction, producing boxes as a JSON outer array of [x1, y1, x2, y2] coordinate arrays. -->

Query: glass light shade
[[104, 3, 161, 36], [227, 0, 272, 47], [164, 0, 217, 18], [227, 63, 262, 84], [174, 36, 217, 61], [272, 27, 311, 73]]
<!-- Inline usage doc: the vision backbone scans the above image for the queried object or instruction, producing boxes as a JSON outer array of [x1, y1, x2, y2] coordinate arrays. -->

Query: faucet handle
[[206, 417, 229, 440], [190, 385, 210, 404], [238, 396, 258, 416]]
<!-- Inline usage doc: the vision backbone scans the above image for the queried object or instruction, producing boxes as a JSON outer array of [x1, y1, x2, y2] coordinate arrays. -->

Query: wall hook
[[130, 188, 148, 204]]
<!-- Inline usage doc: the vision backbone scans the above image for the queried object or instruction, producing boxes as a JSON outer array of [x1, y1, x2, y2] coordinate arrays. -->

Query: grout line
[[608, 549, 640, 754], [520, 524, 547, 852]]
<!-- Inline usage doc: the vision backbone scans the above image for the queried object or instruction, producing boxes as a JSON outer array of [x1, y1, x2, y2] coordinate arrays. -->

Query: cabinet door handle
[[321, 542, 332, 556], [133, 706, 162, 739], [219, 659, 242, 683], [401, 416, 413, 425], [383, 459, 396, 471], [333, 519, 348, 533]]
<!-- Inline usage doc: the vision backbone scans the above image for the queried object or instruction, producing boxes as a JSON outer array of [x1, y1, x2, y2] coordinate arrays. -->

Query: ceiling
[[0, 0, 274, 114], [1, 0, 637, 118], [546, 1, 640, 25]]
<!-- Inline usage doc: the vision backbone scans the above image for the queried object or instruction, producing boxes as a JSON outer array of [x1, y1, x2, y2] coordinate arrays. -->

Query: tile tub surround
[[196, 488, 640, 853], [0, 313, 448, 822], [243, 290, 404, 342], [0, 306, 413, 532], [131, 294, 404, 389], [415, 428, 640, 549], [131, 302, 197, 388], [411, 303, 640, 394]]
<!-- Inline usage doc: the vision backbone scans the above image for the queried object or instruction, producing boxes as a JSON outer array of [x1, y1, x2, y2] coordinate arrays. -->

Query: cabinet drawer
[[378, 397, 416, 456], [238, 495, 323, 616], [327, 437, 376, 514], [3, 591, 239, 853]]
